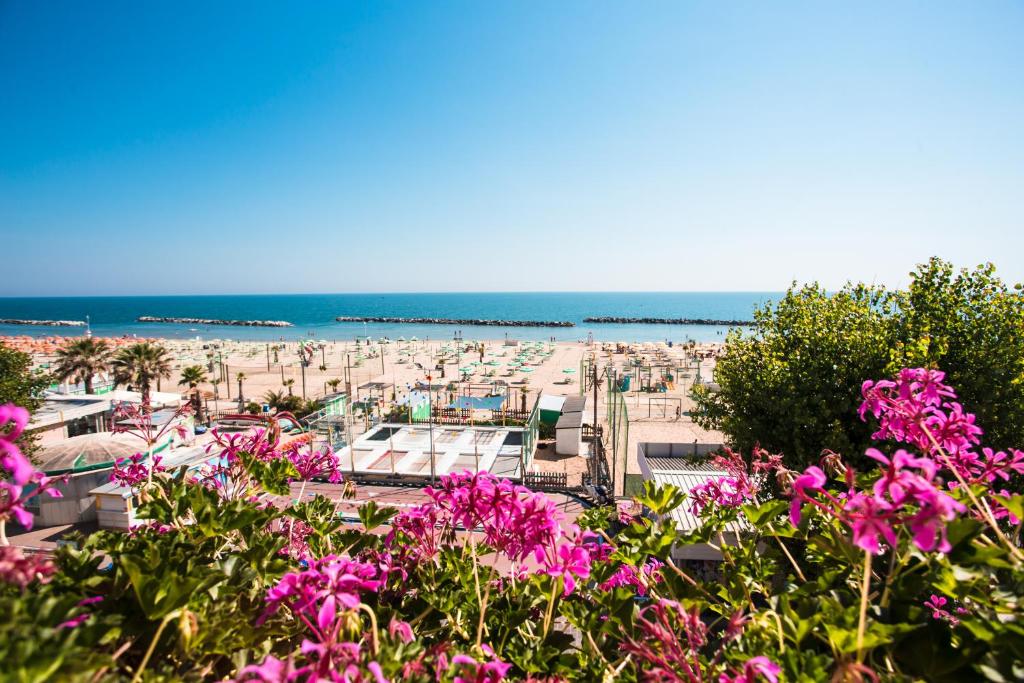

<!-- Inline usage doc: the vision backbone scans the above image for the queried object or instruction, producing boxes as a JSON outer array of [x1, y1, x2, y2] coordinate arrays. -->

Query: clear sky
[[1, 1, 1022, 296]]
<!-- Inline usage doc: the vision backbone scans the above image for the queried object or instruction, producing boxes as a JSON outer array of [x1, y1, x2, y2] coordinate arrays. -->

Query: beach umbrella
[[460, 366, 475, 373], [562, 368, 576, 374], [520, 367, 534, 373]]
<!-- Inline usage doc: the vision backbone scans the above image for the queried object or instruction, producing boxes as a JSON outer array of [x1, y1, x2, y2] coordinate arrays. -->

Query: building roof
[[637, 454, 745, 534], [562, 395, 587, 413], [30, 396, 110, 430], [538, 394, 566, 412], [37, 432, 173, 475], [555, 412, 582, 429]]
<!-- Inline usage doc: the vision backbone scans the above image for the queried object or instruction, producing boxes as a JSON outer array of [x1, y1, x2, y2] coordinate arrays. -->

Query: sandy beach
[[10, 334, 726, 488]]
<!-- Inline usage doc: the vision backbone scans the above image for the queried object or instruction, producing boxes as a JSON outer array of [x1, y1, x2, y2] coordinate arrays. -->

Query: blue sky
[[1, 1, 1022, 295]]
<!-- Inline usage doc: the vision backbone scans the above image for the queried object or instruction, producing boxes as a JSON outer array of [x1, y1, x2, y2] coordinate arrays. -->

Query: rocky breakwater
[[335, 316, 575, 328], [137, 316, 294, 327], [0, 319, 87, 327], [582, 316, 753, 326]]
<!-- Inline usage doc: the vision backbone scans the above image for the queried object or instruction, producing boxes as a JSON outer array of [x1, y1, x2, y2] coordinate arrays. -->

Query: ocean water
[[0, 292, 775, 343]]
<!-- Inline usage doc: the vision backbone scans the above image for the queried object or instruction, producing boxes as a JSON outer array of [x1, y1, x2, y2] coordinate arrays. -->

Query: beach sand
[[12, 335, 726, 490]]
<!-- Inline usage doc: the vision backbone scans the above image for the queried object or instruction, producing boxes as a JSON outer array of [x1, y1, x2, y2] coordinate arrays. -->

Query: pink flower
[[286, 444, 343, 483], [449, 646, 511, 683], [599, 559, 663, 596], [388, 618, 414, 644], [719, 656, 781, 683], [621, 599, 707, 681], [111, 452, 165, 487], [536, 532, 592, 596], [0, 404, 33, 486], [905, 485, 965, 553], [258, 555, 380, 642], [924, 594, 963, 626], [1, 404, 65, 532], [843, 492, 897, 554], [865, 448, 935, 505], [788, 465, 826, 525], [0, 545, 57, 588]]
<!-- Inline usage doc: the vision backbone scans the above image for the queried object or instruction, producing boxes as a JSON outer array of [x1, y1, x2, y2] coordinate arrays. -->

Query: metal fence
[[606, 368, 629, 496]]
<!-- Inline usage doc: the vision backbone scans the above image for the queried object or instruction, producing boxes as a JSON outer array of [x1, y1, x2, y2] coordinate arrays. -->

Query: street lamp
[[426, 373, 435, 483]]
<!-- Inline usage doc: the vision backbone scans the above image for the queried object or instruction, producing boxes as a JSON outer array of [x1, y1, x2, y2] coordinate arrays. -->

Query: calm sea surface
[[0, 293, 776, 343]]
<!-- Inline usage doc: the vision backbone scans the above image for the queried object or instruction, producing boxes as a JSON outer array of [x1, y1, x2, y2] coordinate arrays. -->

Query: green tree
[[692, 258, 1024, 470], [111, 342, 172, 405], [52, 337, 112, 394], [263, 389, 286, 411], [0, 343, 50, 457], [902, 258, 1024, 451], [283, 378, 295, 396]]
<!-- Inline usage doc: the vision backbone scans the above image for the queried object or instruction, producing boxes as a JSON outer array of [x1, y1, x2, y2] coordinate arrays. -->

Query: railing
[[582, 424, 603, 442], [523, 471, 567, 490], [413, 407, 531, 426]]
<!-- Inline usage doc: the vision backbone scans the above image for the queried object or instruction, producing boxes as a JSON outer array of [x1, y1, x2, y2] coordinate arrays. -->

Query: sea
[[0, 292, 776, 343]]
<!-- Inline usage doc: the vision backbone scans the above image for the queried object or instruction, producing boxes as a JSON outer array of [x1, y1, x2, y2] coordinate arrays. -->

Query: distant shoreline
[[335, 316, 575, 328], [583, 316, 753, 326], [0, 318, 86, 327], [137, 316, 293, 327]]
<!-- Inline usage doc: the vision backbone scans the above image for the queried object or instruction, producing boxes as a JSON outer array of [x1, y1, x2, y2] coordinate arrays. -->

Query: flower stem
[[541, 578, 559, 641], [131, 612, 174, 683], [856, 550, 872, 662]]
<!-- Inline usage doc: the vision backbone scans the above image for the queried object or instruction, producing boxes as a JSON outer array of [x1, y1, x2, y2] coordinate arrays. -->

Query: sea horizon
[[0, 291, 776, 343]]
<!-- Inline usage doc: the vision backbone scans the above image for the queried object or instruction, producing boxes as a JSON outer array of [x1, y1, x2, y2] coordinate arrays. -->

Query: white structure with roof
[[636, 441, 742, 560], [346, 423, 532, 480]]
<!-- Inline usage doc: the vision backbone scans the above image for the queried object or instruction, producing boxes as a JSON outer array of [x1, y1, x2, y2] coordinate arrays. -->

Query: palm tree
[[178, 365, 207, 422], [111, 342, 172, 405], [263, 389, 286, 411], [53, 337, 112, 394], [283, 378, 295, 396], [327, 378, 341, 394]]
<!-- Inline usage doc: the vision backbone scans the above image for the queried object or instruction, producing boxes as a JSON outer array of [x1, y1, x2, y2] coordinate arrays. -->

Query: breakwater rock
[[0, 319, 87, 327], [582, 316, 753, 326], [137, 316, 294, 327], [335, 316, 575, 328]]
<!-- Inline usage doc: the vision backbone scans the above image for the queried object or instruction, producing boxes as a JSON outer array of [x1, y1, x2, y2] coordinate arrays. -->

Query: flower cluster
[[0, 544, 57, 589], [924, 594, 968, 627], [1, 403, 64, 531], [599, 558, 664, 596], [621, 599, 708, 681], [110, 452, 165, 487], [389, 471, 593, 596], [789, 446, 964, 554], [860, 368, 1024, 485], [285, 443, 343, 483], [258, 554, 381, 630], [719, 656, 781, 683], [234, 645, 387, 683], [688, 448, 780, 515], [110, 400, 192, 450], [246, 555, 385, 681], [443, 645, 511, 683]]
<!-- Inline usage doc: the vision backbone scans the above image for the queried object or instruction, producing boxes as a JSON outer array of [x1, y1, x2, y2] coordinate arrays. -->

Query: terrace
[[343, 422, 534, 481]]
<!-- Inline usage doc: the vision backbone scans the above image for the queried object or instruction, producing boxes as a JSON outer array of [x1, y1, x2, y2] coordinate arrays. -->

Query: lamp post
[[426, 373, 435, 484]]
